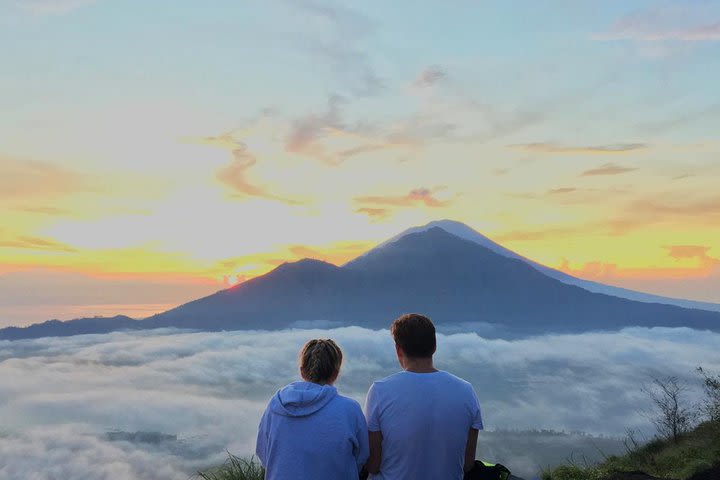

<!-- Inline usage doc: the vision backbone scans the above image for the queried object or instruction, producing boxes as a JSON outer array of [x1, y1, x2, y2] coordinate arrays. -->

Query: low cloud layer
[[0, 326, 718, 479]]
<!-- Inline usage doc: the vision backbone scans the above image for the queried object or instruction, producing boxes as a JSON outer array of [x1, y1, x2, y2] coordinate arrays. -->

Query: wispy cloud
[[285, 95, 346, 160], [547, 188, 577, 195], [354, 207, 390, 220], [636, 104, 720, 134], [581, 162, 637, 176], [192, 133, 301, 204], [560, 245, 719, 281], [634, 196, 720, 218], [283, 0, 383, 96], [0, 155, 92, 201], [600, 195, 720, 235], [665, 245, 715, 263], [12, 205, 71, 215], [414, 65, 446, 88], [355, 187, 450, 208], [598, 8, 720, 42], [284, 95, 411, 165], [0, 235, 77, 252], [505, 187, 631, 205], [511, 142, 647, 154]]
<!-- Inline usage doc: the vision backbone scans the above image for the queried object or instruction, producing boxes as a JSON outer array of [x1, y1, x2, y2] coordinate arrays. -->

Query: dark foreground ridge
[[3, 223, 720, 340]]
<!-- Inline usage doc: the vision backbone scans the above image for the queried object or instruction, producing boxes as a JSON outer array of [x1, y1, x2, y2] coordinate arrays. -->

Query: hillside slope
[[542, 421, 720, 480]]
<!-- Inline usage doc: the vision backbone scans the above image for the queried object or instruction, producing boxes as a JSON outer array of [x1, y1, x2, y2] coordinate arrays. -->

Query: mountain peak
[[267, 258, 339, 277], [344, 219, 520, 268]]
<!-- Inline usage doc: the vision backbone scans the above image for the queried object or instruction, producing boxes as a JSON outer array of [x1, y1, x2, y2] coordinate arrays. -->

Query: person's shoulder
[[335, 393, 363, 411], [438, 371, 475, 391], [371, 371, 406, 388], [334, 394, 366, 424]]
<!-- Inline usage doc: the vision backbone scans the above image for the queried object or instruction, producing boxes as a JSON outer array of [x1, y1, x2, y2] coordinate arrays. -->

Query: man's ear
[[394, 343, 405, 366]]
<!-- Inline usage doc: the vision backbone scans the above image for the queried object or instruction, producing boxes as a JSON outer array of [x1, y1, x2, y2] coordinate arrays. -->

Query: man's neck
[[403, 357, 437, 373]]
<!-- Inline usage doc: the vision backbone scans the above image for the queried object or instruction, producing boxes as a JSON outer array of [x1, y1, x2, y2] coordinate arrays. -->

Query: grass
[[541, 421, 720, 480], [196, 453, 264, 480]]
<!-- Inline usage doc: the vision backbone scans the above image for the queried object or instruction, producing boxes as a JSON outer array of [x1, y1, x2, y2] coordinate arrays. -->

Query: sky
[[1, 0, 720, 325], [1, 326, 718, 478]]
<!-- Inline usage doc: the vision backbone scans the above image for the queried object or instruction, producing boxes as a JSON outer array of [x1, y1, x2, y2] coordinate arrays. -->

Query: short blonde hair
[[299, 339, 343, 384]]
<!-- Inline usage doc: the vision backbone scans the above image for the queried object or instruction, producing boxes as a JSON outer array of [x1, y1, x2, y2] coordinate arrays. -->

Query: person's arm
[[355, 408, 370, 473], [363, 383, 383, 474], [366, 430, 383, 474], [255, 409, 270, 466], [464, 427, 479, 472]]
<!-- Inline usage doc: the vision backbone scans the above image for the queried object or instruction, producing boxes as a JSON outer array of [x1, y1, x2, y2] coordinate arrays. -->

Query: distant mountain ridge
[[0, 315, 139, 340], [2, 220, 719, 340]]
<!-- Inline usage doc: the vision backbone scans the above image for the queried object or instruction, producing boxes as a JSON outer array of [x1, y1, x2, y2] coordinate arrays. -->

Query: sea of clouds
[[0, 326, 718, 479]]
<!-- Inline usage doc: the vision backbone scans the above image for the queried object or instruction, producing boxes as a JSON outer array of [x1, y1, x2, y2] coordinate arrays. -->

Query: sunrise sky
[[1, 0, 719, 326]]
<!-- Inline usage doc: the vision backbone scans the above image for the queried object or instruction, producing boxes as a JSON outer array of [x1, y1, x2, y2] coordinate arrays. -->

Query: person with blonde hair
[[256, 338, 369, 480]]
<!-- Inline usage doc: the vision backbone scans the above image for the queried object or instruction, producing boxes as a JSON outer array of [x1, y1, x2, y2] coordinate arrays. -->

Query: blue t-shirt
[[257, 381, 369, 480], [365, 370, 483, 480]]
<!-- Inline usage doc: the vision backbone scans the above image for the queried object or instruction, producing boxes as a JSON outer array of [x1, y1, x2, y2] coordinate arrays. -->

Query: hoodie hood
[[270, 381, 338, 417]]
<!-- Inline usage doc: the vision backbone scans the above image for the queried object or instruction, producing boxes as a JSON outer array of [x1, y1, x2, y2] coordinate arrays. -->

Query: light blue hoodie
[[256, 381, 369, 480]]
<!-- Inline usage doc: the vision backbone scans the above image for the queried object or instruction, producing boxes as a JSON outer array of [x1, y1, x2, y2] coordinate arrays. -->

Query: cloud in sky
[[510, 143, 647, 154], [284, 0, 383, 97], [355, 187, 450, 208], [355, 207, 390, 220], [634, 196, 720, 218], [0, 235, 77, 253], [598, 7, 720, 42], [581, 162, 637, 176], [414, 65, 446, 88], [0, 326, 718, 478], [547, 187, 577, 195], [559, 244, 720, 297], [666, 245, 714, 261], [636, 104, 720, 134], [283, 95, 411, 165], [0, 156, 92, 201], [193, 133, 301, 205], [285, 95, 346, 160], [12, 205, 71, 216]]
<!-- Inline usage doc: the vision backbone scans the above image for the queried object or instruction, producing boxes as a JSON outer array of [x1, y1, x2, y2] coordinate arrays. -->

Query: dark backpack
[[464, 460, 512, 480]]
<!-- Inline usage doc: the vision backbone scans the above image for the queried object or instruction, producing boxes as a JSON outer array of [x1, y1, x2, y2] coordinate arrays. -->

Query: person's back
[[364, 314, 483, 480], [367, 370, 482, 479], [258, 382, 367, 480], [256, 339, 369, 480]]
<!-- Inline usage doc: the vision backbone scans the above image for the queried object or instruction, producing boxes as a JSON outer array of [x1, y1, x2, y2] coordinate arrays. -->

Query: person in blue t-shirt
[[364, 314, 484, 480], [256, 338, 369, 480]]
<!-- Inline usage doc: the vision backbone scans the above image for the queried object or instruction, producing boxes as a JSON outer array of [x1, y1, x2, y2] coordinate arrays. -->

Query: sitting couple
[[256, 313, 484, 480]]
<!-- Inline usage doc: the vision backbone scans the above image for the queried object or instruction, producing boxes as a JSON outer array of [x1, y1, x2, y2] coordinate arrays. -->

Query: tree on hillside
[[641, 375, 694, 443], [696, 366, 720, 422]]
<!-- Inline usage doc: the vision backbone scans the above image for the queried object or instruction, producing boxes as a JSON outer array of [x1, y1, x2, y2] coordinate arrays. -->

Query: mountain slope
[[363, 220, 720, 313], [143, 227, 720, 333]]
